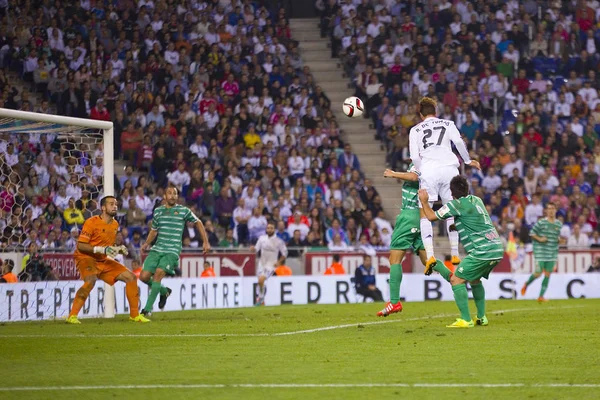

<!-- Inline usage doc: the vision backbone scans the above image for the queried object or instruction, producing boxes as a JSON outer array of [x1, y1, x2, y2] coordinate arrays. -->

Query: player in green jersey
[[377, 165, 429, 317], [140, 186, 210, 316], [419, 175, 504, 328], [521, 203, 563, 302]]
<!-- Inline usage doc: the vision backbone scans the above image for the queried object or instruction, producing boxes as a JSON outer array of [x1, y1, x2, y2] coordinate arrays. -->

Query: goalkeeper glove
[[94, 246, 128, 258]]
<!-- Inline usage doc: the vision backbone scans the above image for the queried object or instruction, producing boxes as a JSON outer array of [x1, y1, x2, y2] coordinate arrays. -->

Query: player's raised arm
[[449, 122, 478, 169], [383, 168, 419, 181], [408, 128, 422, 171], [418, 189, 438, 221]]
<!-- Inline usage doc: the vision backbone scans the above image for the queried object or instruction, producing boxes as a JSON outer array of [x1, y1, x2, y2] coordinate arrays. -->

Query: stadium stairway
[[290, 19, 451, 255], [290, 18, 401, 220]]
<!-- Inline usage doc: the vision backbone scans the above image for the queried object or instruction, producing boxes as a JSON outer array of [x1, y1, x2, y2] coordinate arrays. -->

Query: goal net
[[0, 108, 116, 321]]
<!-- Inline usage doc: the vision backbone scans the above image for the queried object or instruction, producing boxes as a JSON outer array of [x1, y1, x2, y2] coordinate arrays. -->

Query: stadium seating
[[321, 0, 600, 249], [2, 0, 600, 278], [0, 0, 386, 264]]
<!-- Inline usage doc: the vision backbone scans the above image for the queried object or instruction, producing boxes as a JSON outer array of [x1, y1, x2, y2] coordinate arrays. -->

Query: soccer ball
[[342, 96, 364, 118]]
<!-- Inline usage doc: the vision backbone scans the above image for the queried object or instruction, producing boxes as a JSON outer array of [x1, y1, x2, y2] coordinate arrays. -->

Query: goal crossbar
[[0, 107, 116, 318]]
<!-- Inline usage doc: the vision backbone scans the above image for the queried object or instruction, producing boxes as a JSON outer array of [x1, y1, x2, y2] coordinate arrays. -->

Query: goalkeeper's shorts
[[74, 256, 128, 285]]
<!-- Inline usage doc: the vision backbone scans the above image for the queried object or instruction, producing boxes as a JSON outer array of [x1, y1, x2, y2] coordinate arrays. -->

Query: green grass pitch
[[1, 299, 599, 400]]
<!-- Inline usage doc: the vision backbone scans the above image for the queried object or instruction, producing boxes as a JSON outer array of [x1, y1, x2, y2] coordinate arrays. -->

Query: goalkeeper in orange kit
[[66, 196, 150, 324]]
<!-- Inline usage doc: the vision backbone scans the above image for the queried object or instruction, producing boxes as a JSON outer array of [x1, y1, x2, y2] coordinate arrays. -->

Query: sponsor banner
[[180, 253, 255, 277], [505, 250, 600, 274], [43, 253, 80, 280], [304, 251, 406, 274], [2, 274, 599, 322]]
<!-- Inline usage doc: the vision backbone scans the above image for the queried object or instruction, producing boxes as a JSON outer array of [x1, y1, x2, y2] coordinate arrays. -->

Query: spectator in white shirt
[[202, 103, 220, 129], [524, 194, 544, 227], [54, 185, 70, 212], [25, 196, 43, 220], [164, 42, 179, 65], [168, 162, 191, 192], [328, 233, 351, 251], [241, 184, 259, 211], [287, 148, 305, 177], [567, 224, 590, 249], [189, 135, 208, 159], [482, 167, 502, 193], [3, 143, 18, 166], [248, 207, 268, 242], [135, 186, 154, 217], [227, 168, 243, 193], [66, 174, 82, 200], [554, 93, 571, 117], [92, 156, 104, 179], [287, 211, 310, 240]]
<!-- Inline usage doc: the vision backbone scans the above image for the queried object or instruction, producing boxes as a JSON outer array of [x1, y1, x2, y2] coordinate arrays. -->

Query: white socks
[[447, 217, 459, 258], [420, 217, 434, 260]]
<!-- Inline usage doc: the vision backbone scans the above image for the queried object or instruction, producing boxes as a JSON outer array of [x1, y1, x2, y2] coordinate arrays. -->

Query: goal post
[[0, 107, 116, 319]]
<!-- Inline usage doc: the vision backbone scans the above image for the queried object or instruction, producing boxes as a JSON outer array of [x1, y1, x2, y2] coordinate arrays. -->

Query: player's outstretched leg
[[521, 272, 541, 296], [140, 277, 171, 308], [142, 268, 167, 315], [378, 249, 404, 317], [538, 271, 551, 302], [446, 218, 461, 265], [433, 260, 452, 281], [470, 280, 488, 326], [67, 279, 96, 324]]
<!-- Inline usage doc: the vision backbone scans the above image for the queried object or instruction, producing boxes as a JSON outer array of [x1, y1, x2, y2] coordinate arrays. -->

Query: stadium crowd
[[320, 0, 600, 250], [0, 0, 599, 283], [0, 0, 392, 273]]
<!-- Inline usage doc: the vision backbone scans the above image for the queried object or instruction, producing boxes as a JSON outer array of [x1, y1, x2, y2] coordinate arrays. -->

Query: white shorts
[[257, 262, 275, 279], [419, 166, 459, 205]]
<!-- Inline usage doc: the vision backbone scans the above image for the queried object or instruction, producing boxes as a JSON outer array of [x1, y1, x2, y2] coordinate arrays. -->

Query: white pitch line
[[0, 382, 599, 392], [0, 305, 585, 339]]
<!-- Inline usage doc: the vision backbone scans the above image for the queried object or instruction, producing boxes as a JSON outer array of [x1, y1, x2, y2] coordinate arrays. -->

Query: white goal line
[[0, 305, 585, 339], [0, 383, 598, 392]]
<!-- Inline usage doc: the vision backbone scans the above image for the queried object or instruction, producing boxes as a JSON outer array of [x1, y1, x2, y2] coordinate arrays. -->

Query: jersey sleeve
[[408, 128, 422, 172], [435, 199, 461, 220], [530, 220, 542, 236], [408, 164, 420, 176], [78, 218, 95, 244], [278, 238, 288, 258], [150, 210, 159, 231], [185, 208, 200, 223], [449, 122, 472, 164], [254, 236, 263, 253]]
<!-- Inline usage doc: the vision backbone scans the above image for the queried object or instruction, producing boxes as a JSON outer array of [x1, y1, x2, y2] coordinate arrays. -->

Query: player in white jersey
[[409, 97, 481, 273], [251, 221, 288, 306]]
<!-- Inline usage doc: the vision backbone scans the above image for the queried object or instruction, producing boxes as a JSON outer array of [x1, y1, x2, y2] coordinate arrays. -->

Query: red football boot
[[377, 301, 403, 317]]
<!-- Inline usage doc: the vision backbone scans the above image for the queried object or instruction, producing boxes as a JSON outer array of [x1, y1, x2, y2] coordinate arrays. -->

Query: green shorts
[[454, 255, 501, 282], [390, 210, 424, 252], [535, 261, 556, 273], [143, 250, 179, 276]]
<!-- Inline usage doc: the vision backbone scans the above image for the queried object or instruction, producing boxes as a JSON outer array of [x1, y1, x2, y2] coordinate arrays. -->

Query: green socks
[[525, 274, 536, 287], [143, 281, 162, 312], [452, 284, 471, 321], [389, 263, 403, 303], [540, 276, 550, 297], [471, 282, 486, 319], [433, 260, 452, 282], [143, 279, 169, 295]]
